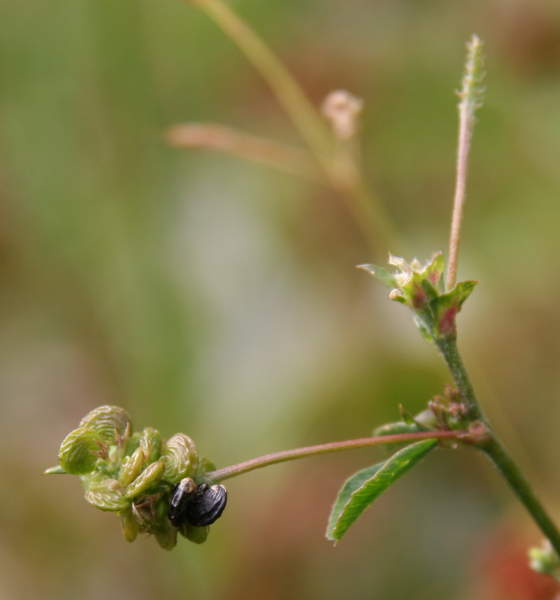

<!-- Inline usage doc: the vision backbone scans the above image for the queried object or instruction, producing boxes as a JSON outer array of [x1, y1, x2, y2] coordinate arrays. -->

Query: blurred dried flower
[[321, 90, 364, 140]]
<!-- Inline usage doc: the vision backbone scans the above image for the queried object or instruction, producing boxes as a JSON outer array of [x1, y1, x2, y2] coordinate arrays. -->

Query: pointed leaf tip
[[326, 439, 437, 542], [44, 465, 67, 475], [356, 263, 398, 289]]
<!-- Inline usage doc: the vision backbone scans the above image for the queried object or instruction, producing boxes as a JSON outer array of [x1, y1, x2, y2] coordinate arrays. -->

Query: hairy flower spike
[[457, 34, 485, 119], [45, 406, 222, 550]]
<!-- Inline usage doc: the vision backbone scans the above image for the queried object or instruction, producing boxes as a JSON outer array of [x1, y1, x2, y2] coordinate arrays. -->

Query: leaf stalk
[[205, 431, 462, 483]]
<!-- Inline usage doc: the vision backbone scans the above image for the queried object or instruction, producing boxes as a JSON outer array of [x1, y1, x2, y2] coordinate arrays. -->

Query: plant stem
[[436, 337, 483, 421], [188, 0, 397, 252], [483, 437, 560, 557], [167, 122, 320, 181], [205, 431, 461, 483], [192, 0, 332, 166], [446, 100, 474, 290], [437, 336, 560, 557], [446, 34, 484, 290]]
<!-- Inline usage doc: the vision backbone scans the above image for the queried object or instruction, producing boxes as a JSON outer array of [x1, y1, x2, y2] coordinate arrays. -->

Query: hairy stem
[[447, 34, 484, 290], [436, 337, 483, 421], [205, 431, 462, 482], [446, 103, 474, 290], [437, 336, 560, 557]]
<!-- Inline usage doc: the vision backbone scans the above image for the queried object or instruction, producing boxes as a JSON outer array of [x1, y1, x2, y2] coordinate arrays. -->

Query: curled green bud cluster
[[45, 405, 219, 550], [359, 252, 476, 341]]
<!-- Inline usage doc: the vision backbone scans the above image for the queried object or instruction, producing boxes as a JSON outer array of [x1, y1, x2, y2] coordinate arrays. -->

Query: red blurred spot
[[474, 529, 559, 600]]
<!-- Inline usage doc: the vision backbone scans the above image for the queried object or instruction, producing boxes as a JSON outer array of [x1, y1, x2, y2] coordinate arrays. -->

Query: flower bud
[[529, 540, 560, 580], [359, 252, 476, 342], [321, 89, 363, 140]]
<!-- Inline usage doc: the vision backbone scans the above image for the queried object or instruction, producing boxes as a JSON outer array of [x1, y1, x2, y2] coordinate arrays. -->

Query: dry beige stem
[[167, 122, 318, 180]]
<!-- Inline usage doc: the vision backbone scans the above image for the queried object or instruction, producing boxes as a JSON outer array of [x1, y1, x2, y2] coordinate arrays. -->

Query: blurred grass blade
[[326, 439, 437, 542]]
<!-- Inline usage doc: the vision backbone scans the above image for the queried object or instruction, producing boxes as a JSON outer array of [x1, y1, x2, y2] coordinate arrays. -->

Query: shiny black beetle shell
[[168, 479, 228, 528]]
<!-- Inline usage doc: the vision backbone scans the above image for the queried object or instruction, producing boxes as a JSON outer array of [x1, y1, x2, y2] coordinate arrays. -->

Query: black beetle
[[168, 478, 228, 528]]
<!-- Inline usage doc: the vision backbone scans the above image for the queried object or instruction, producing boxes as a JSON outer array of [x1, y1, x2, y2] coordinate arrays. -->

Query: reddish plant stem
[[205, 431, 463, 482]]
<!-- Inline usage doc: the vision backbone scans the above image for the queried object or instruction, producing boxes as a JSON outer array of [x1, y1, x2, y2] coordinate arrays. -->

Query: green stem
[[483, 437, 560, 556], [436, 336, 560, 557], [205, 431, 461, 483], [436, 337, 482, 421]]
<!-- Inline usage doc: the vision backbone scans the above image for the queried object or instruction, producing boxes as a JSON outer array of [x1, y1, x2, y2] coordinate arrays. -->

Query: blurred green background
[[1, 0, 560, 598]]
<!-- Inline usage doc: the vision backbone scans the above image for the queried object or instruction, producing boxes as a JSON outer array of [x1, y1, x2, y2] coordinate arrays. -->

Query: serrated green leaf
[[326, 439, 437, 542]]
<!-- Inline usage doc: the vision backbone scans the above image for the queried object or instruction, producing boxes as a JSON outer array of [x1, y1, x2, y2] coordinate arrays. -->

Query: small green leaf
[[79, 405, 131, 445], [179, 523, 210, 544], [163, 433, 199, 484], [58, 427, 103, 474], [326, 462, 384, 541], [424, 251, 444, 291], [326, 439, 437, 542], [139, 427, 162, 463], [44, 465, 67, 474], [120, 507, 140, 542], [118, 447, 146, 487], [83, 475, 129, 512], [431, 280, 477, 338], [124, 459, 165, 500], [357, 264, 397, 288]]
